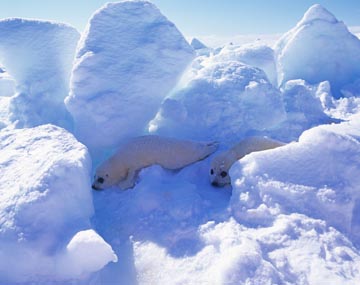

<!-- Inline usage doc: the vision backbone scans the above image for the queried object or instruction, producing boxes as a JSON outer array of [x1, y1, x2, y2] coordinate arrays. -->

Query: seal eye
[[220, 171, 227, 178], [97, 177, 105, 184], [210, 169, 214, 175]]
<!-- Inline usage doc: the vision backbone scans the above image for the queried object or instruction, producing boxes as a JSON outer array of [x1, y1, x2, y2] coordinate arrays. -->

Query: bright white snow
[[1, 1, 360, 285], [0, 125, 116, 284], [149, 56, 286, 145], [0, 18, 79, 129], [65, 1, 194, 151], [275, 4, 360, 98]]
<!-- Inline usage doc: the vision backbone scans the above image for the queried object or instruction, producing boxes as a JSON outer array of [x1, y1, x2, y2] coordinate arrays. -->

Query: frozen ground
[[1, 1, 360, 285]]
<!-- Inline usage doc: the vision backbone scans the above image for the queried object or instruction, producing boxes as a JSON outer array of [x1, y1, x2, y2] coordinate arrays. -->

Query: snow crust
[[0, 68, 15, 97], [149, 54, 285, 145], [0, 125, 116, 283], [65, 0, 194, 150], [275, 4, 360, 98], [0, 19, 80, 129]]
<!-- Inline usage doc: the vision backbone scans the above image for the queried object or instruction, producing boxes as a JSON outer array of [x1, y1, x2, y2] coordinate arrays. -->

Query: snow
[[0, 125, 116, 283], [0, 68, 15, 97], [190, 37, 207, 50], [65, 1, 194, 151], [134, 215, 360, 285], [59, 229, 118, 278], [0, 18, 80, 129], [275, 4, 360, 98], [215, 43, 277, 85], [230, 125, 360, 238], [2, 1, 360, 284], [149, 56, 286, 145]]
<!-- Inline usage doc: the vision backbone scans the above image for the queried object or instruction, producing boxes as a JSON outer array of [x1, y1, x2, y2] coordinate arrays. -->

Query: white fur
[[93, 135, 219, 190], [210, 137, 285, 187]]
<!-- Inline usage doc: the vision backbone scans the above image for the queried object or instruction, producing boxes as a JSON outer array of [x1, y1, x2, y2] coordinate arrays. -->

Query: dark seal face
[[92, 165, 112, 190], [210, 168, 229, 187], [209, 166, 230, 187], [92, 176, 106, 190]]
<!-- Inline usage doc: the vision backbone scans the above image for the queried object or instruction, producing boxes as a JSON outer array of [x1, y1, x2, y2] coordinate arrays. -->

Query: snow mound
[[134, 215, 360, 284], [150, 58, 285, 145], [0, 19, 80, 129], [275, 4, 360, 98], [65, 0, 194, 151], [0, 125, 116, 283], [59, 229, 118, 278], [0, 67, 15, 97], [190, 38, 207, 50], [230, 124, 360, 243], [216, 43, 277, 85], [276, 79, 338, 140]]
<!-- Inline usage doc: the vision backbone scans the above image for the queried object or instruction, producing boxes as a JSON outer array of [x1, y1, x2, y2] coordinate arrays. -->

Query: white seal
[[210, 136, 285, 187], [92, 135, 219, 190]]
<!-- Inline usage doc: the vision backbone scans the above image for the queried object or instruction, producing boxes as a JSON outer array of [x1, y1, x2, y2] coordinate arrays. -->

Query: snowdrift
[[134, 215, 360, 285], [275, 4, 360, 98], [0, 18, 79, 129], [0, 125, 116, 283], [65, 1, 194, 151], [150, 57, 286, 145]]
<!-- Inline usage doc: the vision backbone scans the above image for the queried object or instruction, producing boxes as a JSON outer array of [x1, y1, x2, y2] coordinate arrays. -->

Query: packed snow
[[0, 125, 116, 284], [149, 58, 286, 145], [1, 1, 360, 284], [275, 4, 360, 98], [65, 1, 194, 152], [0, 18, 79, 129]]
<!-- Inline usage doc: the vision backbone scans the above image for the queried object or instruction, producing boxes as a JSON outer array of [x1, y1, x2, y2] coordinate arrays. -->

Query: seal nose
[[211, 181, 219, 187], [92, 184, 102, 191]]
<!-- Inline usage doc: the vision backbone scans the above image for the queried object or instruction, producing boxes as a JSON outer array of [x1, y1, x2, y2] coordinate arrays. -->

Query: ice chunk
[[230, 124, 360, 244], [65, 0, 194, 150], [0, 125, 115, 283], [58, 229, 118, 278], [276, 79, 338, 140], [275, 4, 360, 98], [150, 59, 285, 145], [0, 19, 80, 129], [0, 67, 15, 97], [216, 43, 277, 85], [133, 215, 360, 284], [190, 38, 207, 50]]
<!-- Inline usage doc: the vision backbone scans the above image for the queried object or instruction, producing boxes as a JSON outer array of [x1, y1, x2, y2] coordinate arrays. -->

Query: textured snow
[[275, 4, 360, 98], [149, 56, 286, 145], [230, 124, 360, 240], [0, 68, 15, 97], [0, 125, 116, 283], [134, 216, 360, 285], [216, 43, 277, 85], [0, 18, 79, 129], [65, 0, 194, 151]]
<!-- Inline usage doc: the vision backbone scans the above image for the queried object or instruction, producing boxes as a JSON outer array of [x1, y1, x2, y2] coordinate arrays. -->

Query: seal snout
[[92, 184, 102, 191]]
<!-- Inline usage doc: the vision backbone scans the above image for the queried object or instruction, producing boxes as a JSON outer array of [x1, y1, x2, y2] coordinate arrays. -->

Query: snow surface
[[65, 1, 194, 151], [0, 18, 80, 129], [0, 125, 116, 284], [275, 4, 360, 98], [1, 1, 360, 284], [149, 54, 286, 145], [0, 68, 15, 98]]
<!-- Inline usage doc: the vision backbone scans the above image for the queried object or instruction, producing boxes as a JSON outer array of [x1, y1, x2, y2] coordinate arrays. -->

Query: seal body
[[92, 135, 218, 190], [210, 137, 285, 187]]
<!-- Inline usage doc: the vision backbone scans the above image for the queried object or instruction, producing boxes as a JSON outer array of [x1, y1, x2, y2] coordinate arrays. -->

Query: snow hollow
[[0, 1, 360, 285]]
